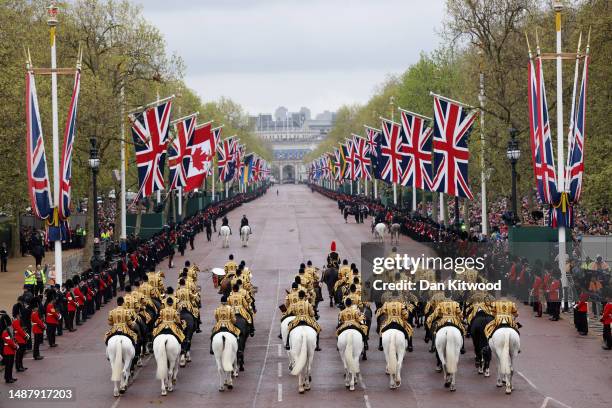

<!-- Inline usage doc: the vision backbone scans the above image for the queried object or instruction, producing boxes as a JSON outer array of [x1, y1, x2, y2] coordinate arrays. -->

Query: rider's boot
[[407, 336, 413, 352], [460, 338, 466, 354], [378, 337, 383, 351], [315, 334, 321, 351]]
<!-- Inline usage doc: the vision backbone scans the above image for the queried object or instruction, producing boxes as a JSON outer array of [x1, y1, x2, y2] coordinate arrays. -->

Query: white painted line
[[545, 397, 573, 408], [252, 269, 281, 408], [277, 383, 283, 402], [277, 343, 282, 357], [110, 354, 152, 408], [277, 362, 282, 377], [364, 394, 371, 408], [540, 397, 551, 408], [517, 370, 539, 391]]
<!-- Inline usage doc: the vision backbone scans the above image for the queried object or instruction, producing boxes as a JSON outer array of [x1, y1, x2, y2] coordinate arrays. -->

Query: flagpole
[[478, 50, 488, 237], [374, 179, 378, 200], [439, 193, 445, 225], [47, 2, 62, 285], [554, 1, 568, 295], [212, 165, 216, 202], [156, 89, 161, 205], [412, 183, 417, 212], [120, 83, 127, 241]]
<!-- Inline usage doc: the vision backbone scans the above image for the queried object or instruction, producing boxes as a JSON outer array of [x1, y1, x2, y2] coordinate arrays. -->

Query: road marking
[[252, 269, 281, 408], [363, 394, 371, 408], [277, 344, 281, 357], [517, 370, 539, 391], [277, 383, 283, 402], [540, 397, 574, 408], [277, 362, 282, 377], [110, 354, 152, 408]]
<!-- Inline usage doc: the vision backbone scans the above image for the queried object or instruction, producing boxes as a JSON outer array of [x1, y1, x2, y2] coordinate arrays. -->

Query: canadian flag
[[184, 121, 213, 192]]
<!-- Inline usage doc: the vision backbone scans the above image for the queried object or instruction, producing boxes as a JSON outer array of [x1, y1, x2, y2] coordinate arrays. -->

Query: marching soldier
[[152, 298, 185, 343], [337, 297, 369, 352], [484, 298, 520, 339], [210, 295, 241, 354], [286, 290, 321, 351], [104, 297, 138, 345], [376, 297, 414, 351]]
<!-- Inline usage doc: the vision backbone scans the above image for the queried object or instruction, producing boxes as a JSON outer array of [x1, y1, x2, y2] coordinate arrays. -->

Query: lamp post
[[506, 128, 521, 225], [89, 137, 102, 273]]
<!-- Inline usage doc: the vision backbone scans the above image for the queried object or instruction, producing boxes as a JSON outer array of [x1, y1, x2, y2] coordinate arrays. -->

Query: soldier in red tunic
[[11, 312, 29, 372], [601, 297, 612, 350], [30, 299, 45, 360], [547, 272, 562, 321], [1, 313, 18, 383], [45, 297, 61, 347]]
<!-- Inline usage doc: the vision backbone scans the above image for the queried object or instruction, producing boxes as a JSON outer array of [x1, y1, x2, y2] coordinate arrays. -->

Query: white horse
[[435, 326, 462, 391], [390, 223, 401, 245], [374, 222, 388, 243], [240, 225, 251, 247], [106, 335, 135, 397], [289, 325, 317, 394], [153, 334, 182, 396], [220, 225, 231, 248], [489, 328, 521, 394], [337, 329, 363, 391], [212, 332, 239, 391], [281, 316, 296, 370], [382, 329, 406, 389]]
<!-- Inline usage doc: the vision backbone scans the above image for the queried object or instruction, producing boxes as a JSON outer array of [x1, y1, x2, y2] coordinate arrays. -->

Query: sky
[[134, 0, 446, 116]]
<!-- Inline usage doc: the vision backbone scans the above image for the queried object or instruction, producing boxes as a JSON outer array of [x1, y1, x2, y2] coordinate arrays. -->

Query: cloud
[[135, 0, 445, 113]]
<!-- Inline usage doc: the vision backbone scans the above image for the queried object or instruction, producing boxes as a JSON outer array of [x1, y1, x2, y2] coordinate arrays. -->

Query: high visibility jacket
[[24, 270, 36, 285]]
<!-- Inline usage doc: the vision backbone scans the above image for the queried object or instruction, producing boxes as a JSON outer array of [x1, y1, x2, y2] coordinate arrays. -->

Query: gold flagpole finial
[[586, 26, 591, 53], [535, 28, 541, 55]]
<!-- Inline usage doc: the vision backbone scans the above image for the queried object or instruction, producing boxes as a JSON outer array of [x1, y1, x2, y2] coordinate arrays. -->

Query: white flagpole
[[374, 179, 378, 199], [212, 165, 216, 202], [120, 84, 127, 240], [412, 183, 417, 211], [479, 57, 488, 236], [439, 193, 445, 224], [554, 2, 567, 293], [177, 187, 182, 217], [48, 3, 62, 285], [393, 184, 397, 205], [364, 178, 368, 197], [357, 179, 361, 195]]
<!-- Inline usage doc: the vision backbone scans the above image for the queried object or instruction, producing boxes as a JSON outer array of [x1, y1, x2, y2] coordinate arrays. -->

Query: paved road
[[1, 185, 609, 408]]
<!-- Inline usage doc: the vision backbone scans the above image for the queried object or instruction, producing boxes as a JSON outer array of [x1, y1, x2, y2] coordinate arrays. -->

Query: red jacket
[[2, 329, 18, 356], [86, 287, 94, 301], [548, 279, 561, 301], [73, 287, 85, 306], [106, 274, 113, 285], [11, 319, 28, 345], [602, 302, 612, 326], [532, 276, 542, 293], [46, 303, 60, 325], [31, 310, 46, 334], [67, 291, 78, 312], [517, 267, 526, 285]]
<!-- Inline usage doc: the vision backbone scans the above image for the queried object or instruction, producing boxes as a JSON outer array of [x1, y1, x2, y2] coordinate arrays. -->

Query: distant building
[[250, 106, 336, 183]]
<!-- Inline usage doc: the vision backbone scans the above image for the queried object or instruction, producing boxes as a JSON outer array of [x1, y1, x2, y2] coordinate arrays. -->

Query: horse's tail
[[499, 330, 511, 376], [111, 337, 123, 382], [221, 334, 234, 372], [344, 331, 357, 374], [386, 332, 398, 375], [155, 337, 169, 380], [291, 330, 308, 376], [445, 329, 459, 374]]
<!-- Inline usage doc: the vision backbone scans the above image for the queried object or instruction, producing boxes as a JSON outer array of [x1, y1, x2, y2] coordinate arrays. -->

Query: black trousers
[[76, 306, 82, 323], [0, 258, 7, 272], [67, 311, 75, 330], [35, 282, 44, 296], [3, 354, 14, 382], [550, 302, 561, 319], [604, 324, 611, 348], [47, 324, 56, 346], [118, 274, 125, 291], [33, 333, 43, 358], [15, 345, 25, 370], [206, 230, 212, 241], [574, 310, 588, 333]]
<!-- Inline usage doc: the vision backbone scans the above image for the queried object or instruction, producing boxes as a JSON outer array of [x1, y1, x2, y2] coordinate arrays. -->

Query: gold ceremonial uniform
[[466, 302, 493, 324], [228, 292, 252, 324], [343, 292, 363, 309], [334, 265, 352, 291], [304, 266, 319, 283], [212, 304, 240, 337], [147, 272, 165, 292], [426, 300, 465, 336], [187, 265, 199, 282], [224, 261, 238, 278], [286, 299, 321, 333], [105, 305, 138, 343], [153, 307, 185, 342], [484, 300, 519, 338], [336, 305, 368, 337], [139, 281, 161, 300], [376, 301, 413, 337], [176, 286, 199, 318]]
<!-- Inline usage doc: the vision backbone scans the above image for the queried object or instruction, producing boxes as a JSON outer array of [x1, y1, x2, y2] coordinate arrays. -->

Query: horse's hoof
[[505, 388, 512, 395], [299, 390, 305, 394], [119, 389, 126, 394], [180, 363, 186, 368], [478, 368, 483, 374], [444, 382, 450, 388], [218, 388, 225, 392], [450, 386, 456, 392], [161, 390, 167, 396], [114, 391, 120, 397], [309, 376, 312, 382], [484, 369, 490, 377], [496, 381, 503, 387], [435, 367, 442, 373], [345, 385, 350, 389], [239, 366, 245, 372], [349, 385, 355, 391], [227, 384, 233, 390]]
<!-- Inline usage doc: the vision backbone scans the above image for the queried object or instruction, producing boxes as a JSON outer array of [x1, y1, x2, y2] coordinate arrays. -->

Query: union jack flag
[[234, 143, 245, 182], [365, 126, 381, 179], [212, 126, 222, 156], [378, 118, 409, 184], [168, 114, 196, 190], [58, 70, 81, 220], [528, 55, 558, 204], [343, 138, 357, 181], [25, 71, 53, 220], [431, 95, 477, 199], [399, 108, 433, 190], [217, 136, 236, 182], [333, 148, 342, 181], [352, 135, 371, 180], [566, 53, 589, 203], [130, 99, 173, 198]]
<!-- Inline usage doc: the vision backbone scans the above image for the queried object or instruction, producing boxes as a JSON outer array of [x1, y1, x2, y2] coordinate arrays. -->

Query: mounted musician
[[375, 293, 414, 352], [484, 299, 520, 339], [285, 290, 321, 351], [152, 298, 185, 344], [210, 295, 241, 354], [426, 297, 466, 354], [104, 297, 138, 346], [337, 298, 369, 352]]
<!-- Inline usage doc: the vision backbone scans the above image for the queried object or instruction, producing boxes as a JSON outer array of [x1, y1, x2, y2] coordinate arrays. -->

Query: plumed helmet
[[331, 241, 336, 252]]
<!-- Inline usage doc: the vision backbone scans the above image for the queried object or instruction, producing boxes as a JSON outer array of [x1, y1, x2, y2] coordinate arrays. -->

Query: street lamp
[[506, 128, 521, 225], [89, 137, 102, 273]]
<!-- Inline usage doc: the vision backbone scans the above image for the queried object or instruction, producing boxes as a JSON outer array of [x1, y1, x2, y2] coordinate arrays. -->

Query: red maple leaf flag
[[184, 121, 213, 192]]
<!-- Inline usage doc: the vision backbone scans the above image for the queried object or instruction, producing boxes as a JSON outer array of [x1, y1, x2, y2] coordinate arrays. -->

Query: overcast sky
[[134, 0, 446, 116]]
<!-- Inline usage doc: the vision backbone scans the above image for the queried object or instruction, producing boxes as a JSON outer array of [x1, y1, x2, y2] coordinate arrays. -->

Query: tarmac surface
[[0, 184, 610, 408]]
